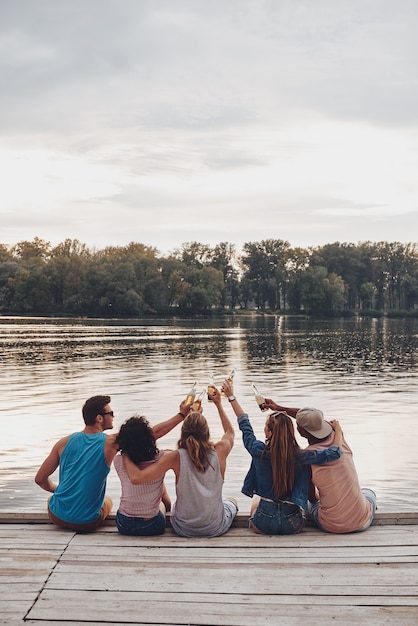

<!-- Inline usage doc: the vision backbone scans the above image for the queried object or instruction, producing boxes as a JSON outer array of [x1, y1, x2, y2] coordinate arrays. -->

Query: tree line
[[0, 237, 417, 317]]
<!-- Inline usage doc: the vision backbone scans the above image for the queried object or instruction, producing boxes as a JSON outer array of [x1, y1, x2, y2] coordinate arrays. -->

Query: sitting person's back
[[35, 395, 118, 533], [114, 409, 186, 536], [263, 401, 376, 534], [50, 431, 110, 525], [170, 435, 234, 537], [304, 428, 373, 533]]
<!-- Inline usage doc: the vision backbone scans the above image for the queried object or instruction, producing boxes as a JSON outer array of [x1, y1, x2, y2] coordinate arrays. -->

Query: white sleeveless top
[[170, 448, 231, 537]]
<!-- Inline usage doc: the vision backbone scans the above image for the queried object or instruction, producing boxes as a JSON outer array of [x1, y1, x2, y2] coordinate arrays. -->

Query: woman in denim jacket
[[222, 380, 343, 535]]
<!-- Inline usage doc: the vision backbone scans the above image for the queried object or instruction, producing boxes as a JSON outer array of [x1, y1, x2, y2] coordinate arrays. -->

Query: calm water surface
[[1, 315, 417, 514]]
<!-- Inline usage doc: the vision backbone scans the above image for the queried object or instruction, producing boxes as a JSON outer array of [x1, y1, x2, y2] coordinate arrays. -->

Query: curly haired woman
[[114, 401, 189, 536]]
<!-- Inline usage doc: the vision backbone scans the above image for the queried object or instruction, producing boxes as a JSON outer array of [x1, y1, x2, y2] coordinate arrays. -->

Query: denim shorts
[[309, 487, 377, 533], [250, 499, 305, 535], [116, 510, 166, 536]]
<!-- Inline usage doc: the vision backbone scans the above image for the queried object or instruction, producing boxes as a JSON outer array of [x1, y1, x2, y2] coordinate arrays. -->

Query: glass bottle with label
[[184, 380, 198, 407], [207, 372, 216, 402], [221, 368, 236, 396], [192, 388, 206, 412], [251, 383, 268, 412]]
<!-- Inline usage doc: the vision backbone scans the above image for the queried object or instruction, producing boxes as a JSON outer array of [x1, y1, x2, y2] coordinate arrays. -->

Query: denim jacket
[[238, 413, 342, 511]]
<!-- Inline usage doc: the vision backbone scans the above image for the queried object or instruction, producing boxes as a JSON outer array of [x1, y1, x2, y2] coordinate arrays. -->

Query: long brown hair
[[265, 412, 301, 500], [177, 412, 214, 473]]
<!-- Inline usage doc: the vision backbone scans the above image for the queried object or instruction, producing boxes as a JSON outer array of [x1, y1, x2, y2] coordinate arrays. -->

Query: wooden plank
[[68, 528, 418, 549], [56, 536, 418, 565], [26, 589, 418, 625], [0, 552, 63, 572], [1, 510, 418, 525], [46, 562, 418, 592], [72, 525, 418, 547], [22, 622, 186, 626], [56, 555, 418, 565], [21, 615, 418, 626], [0, 598, 34, 626], [60, 542, 418, 558], [1, 521, 418, 625]]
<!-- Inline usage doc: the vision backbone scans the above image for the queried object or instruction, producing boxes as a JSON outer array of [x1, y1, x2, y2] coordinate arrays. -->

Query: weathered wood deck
[[1, 512, 418, 625]]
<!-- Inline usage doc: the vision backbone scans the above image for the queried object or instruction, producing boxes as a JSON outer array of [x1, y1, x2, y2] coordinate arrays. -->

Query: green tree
[[209, 242, 240, 309], [47, 239, 91, 313], [285, 247, 311, 312], [301, 266, 347, 315], [241, 239, 291, 310], [310, 242, 366, 309], [359, 282, 375, 309], [178, 266, 224, 313], [11, 237, 51, 261], [175, 241, 211, 269]]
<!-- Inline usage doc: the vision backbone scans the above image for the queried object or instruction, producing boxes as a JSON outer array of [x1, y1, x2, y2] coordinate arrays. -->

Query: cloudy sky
[[1, 0, 418, 255]]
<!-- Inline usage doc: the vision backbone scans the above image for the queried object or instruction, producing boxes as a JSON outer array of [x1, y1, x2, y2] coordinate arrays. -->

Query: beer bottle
[[192, 388, 205, 412], [184, 380, 198, 407], [251, 383, 268, 412], [207, 372, 216, 402], [221, 368, 236, 396]]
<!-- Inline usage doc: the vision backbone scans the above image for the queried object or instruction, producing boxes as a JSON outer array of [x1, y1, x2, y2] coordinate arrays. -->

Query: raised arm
[[209, 386, 234, 455], [222, 379, 245, 418], [329, 419, 343, 448], [151, 400, 191, 440], [263, 399, 300, 418], [221, 381, 265, 457]]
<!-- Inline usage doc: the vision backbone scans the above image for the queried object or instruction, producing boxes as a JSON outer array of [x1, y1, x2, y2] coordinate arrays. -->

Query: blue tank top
[[49, 432, 110, 524]]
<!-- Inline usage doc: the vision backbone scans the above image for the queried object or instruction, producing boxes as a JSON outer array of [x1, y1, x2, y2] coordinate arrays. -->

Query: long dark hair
[[265, 412, 301, 500], [116, 415, 158, 465]]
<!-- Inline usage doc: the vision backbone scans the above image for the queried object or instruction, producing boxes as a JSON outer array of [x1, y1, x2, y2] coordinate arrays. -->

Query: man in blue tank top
[[35, 395, 187, 532], [35, 395, 118, 532]]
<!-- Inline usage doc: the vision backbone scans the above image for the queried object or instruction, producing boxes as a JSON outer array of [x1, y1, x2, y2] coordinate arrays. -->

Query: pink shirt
[[307, 433, 372, 533], [114, 450, 168, 518]]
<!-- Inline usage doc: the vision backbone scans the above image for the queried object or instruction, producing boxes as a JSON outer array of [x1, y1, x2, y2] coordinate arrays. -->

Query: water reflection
[[1, 315, 417, 513], [244, 317, 418, 372]]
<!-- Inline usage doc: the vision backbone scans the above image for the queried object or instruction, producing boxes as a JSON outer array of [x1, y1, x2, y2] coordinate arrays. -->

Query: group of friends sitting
[[35, 380, 376, 537]]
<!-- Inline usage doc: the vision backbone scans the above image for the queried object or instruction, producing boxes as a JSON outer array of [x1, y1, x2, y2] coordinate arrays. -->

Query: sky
[[1, 0, 418, 256]]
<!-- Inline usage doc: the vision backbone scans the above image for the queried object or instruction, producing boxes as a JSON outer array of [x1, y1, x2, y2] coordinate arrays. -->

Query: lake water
[[1, 315, 417, 514]]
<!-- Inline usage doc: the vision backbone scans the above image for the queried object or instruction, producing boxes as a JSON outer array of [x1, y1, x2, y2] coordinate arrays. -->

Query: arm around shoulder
[[123, 449, 179, 485], [104, 433, 120, 466]]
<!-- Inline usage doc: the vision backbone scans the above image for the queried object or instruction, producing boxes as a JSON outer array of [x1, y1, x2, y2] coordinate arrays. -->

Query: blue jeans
[[116, 510, 166, 536], [250, 499, 305, 535]]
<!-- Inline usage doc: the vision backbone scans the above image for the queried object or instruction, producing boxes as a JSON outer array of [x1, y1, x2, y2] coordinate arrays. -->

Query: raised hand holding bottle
[[221, 368, 236, 396], [207, 372, 216, 402], [192, 388, 205, 412], [251, 383, 268, 412], [184, 380, 198, 407]]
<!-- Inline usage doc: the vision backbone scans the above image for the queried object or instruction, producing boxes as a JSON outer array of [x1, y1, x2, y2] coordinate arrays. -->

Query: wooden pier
[[1, 512, 418, 625]]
